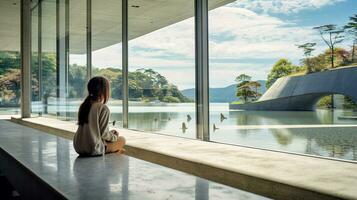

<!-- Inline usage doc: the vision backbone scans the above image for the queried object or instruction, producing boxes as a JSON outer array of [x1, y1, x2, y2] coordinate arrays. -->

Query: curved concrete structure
[[230, 66, 357, 111]]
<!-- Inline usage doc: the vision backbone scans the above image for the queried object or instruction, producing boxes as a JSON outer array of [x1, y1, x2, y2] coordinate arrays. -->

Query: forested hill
[[0, 51, 191, 104], [181, 80, 266, 103], [95, 67, 191, 103]]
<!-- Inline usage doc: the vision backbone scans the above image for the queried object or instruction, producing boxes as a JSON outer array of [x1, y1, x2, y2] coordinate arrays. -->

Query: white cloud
[[130, 18, 195, 59], [72, 3, 339, 88], [127, 7, 324, 63], [208, 7, 327, 61], [209, 62, 270, 87], [231, 0, 345, 14]]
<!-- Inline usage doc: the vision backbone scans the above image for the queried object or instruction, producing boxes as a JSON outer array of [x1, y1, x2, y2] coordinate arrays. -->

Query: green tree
[[235, 74, 251, 83], [163, 96, 180, 103], [68, 64, 87, 98], [305, 47, 350, 72], [248, 81, 262, 100], [266, 59, 300, 88], [0, 69, 21, 105], [236, 84, 255, 103], [313, 24, 344, 68], [297, 42, 316, 73], [344, 14, 357, 62], [0, 50, 191, 104], [0, 51, 21, 105], [235, 74, 261, 102], [0, 51, 20, 74]]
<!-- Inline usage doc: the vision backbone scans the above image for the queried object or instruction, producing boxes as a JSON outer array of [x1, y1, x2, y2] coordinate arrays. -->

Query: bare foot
[[117, 148, 126, 154]]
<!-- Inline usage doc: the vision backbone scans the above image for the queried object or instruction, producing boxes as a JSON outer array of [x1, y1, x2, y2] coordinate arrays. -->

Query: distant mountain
[[181, 80, 266, 103]]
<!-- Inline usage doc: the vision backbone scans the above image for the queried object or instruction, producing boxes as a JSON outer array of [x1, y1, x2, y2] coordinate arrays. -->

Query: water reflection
[[28, 103, 357, 161]]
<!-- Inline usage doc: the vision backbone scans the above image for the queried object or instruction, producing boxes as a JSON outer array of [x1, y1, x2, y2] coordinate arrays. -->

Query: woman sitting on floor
[[73, 76, 126, 156]]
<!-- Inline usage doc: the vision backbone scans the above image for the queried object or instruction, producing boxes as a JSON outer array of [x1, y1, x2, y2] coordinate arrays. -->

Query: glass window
[[128, 0, 196, 138], [92, 0, 123, 127], [68, 0, 87, 122], [31, 0, 40, 117], [208, 0, 357, 161], [0, 0, 21, 116], [40, 0, 58, 118]]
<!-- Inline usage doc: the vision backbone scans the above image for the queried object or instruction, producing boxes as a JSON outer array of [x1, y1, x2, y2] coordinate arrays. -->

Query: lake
[[2, 102, 357, 161]]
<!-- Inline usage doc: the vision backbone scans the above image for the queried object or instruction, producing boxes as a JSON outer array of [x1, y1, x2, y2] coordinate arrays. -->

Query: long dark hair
[[78, 76, 110, 125]]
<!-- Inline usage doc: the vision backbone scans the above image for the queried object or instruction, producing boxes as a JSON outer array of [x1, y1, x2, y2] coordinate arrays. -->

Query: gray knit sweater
[[73, 102, 118, 156]]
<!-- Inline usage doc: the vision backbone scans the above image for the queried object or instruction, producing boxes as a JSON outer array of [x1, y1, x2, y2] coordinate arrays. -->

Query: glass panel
[[0, 0, 21, 116], [128, 0, 196, 137], [41, 0, 57, 118], [31, 0, 40, 117], [208, 0, 357, 161], [92, 0, 123, 128], [56, 0, 68, 120], [68, 0, 87, 122]]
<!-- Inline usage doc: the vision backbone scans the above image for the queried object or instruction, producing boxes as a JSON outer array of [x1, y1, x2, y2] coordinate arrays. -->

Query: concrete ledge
[[0, 148, 67, 200], [10, 117, 357, 200]]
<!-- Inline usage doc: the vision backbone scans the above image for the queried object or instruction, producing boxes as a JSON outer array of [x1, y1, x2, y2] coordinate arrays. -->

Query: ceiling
[[0, 0, 234, 54]]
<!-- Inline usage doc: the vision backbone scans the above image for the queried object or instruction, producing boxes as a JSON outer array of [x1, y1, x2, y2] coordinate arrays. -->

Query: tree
[[0, 50, 191, 104], [304, 47, 350, 72], [248, 81, 262, 100], [68, 64, 87, 98], [297, 42, 316, 73], [344, 14, 357, 62], [266, 59, 300, 88], [235, 74, 251, 83], [235, 74, 261, 102], [0, 51, 20, 74], [0, 51, 21, 105], [313, 24, 344, 68], [0, 69, 21, 105], [236, 84, 255, 103]]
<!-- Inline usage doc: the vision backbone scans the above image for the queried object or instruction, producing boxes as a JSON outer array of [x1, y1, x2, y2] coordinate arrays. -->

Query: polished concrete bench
[[0, 120, 268, 200]]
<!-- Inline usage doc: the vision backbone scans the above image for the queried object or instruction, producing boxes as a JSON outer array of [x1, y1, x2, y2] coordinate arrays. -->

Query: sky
[[71, 0, 357, 90]]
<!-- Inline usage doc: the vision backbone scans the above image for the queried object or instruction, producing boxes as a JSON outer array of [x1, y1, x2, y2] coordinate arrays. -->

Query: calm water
[[2, 102, 357, 161]]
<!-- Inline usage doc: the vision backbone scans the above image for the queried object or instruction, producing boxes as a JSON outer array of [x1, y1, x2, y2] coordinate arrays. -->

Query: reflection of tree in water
[[315, 110, 334, 124], [128, 112, 178, 132], [229, 110, 331, 125], [230, 110, 357, 160], [289, 127, 357, 160], [262, 127, 357, 160], [231, 111, 263, 126], [271, 129, 293, 146]]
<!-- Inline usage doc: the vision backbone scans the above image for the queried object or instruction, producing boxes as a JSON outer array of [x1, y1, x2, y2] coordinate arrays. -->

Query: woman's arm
[[99, 105, 118, 142]]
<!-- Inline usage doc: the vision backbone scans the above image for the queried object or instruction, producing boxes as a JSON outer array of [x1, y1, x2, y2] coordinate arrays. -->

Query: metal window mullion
[[122, 0, 129, 128], [38, 0, 42, 102], [21, 0, 32, 118], [195, 0, 210, 141], [86, 0, 92, 80], [65, 0, 69, 97], [56, 0, 60, 99]]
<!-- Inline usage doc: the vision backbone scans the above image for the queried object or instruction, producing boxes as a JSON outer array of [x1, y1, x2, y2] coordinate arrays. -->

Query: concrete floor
[[10, 117, 357, 200], [0, 120, 268, 200]]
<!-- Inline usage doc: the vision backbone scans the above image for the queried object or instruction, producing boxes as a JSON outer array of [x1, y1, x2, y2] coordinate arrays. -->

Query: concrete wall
[[230, 66, 357, 111]]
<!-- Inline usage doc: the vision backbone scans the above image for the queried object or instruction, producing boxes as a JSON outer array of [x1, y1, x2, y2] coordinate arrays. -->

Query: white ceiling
[[0, 0, 234, 54]]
